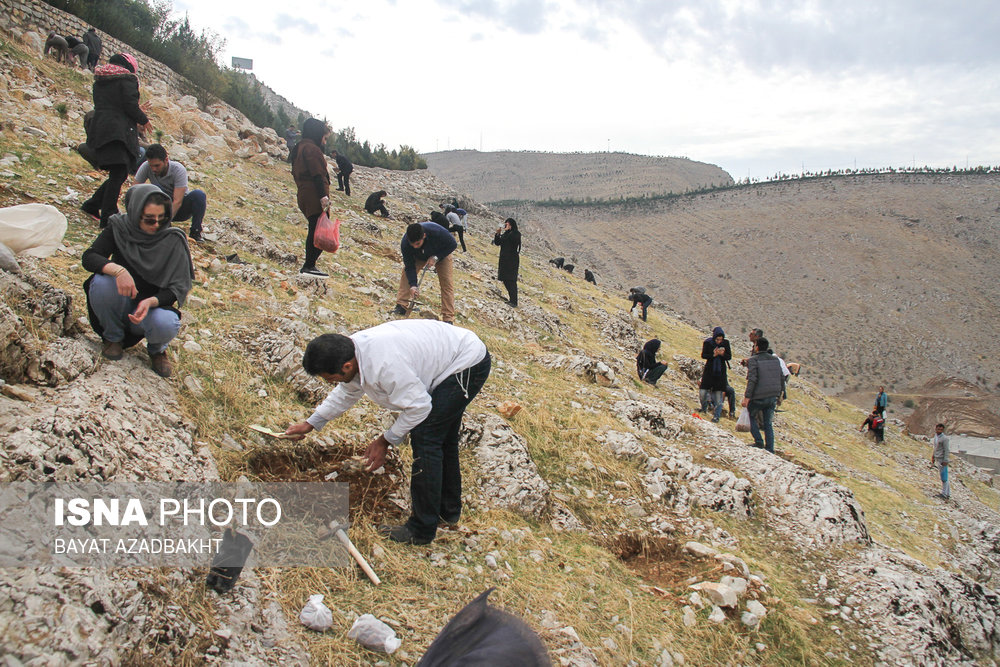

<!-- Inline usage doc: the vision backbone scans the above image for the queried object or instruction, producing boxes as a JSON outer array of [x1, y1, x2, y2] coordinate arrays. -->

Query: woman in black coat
[[637, 338, 668, 385], [700, 326, 732, 422], [81, 53, 151, 228], [492, 218, 521, 306]]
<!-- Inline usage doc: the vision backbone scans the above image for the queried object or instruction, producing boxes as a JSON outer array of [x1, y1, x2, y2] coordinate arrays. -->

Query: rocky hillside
[[496, 173, 1000, 436], [2, 30, 1000, 667], [422, 150, 734, 204]]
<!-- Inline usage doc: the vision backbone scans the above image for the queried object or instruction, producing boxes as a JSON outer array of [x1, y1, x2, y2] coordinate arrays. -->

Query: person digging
[[285, 320, 491, 545]]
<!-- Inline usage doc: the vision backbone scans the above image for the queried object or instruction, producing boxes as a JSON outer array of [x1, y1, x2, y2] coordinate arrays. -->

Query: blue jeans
[[748, 396, 778, 453], [173, 189, 207, 237], [938, 462, 950, 497], [88, 274, 180, 354], [405, 352, 491, 541]]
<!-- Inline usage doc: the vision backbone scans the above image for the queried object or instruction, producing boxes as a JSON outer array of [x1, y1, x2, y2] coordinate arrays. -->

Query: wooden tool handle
[[335, 529, 381, 585]]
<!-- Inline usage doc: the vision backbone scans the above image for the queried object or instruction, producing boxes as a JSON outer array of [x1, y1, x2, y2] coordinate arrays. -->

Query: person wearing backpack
[[860, 409, 886, 443]]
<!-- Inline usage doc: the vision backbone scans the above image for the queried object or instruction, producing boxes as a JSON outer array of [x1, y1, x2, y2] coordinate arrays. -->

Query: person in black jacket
[[83, 27, 102, 70], [628, 287, 652, 321], [332, 149, 353, 196], [584, 268, 597, 285], [393, 222, 458, 322], [700, 326, 732, 422], [364, 190, 390, 217], [636, 339, 668, 385], [81, 184, 193, 378], [493, 218, 521, 307], [80, 53, 151, 228], [290, 118, 332, 276]]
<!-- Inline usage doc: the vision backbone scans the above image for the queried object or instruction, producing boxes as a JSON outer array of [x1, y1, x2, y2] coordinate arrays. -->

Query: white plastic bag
[[299, 594, 333, 631], [736, 408, 752, 433], [348, 614, 401, 654], [0, 204, 67, 257]]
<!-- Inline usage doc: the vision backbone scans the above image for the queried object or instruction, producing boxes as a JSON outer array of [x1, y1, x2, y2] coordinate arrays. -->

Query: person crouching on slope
[[285, 321, 491, 544]]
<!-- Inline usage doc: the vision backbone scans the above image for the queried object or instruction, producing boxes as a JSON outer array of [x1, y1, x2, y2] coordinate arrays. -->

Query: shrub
[[54, 102, 67, 118], [903, 399, 916, 409]]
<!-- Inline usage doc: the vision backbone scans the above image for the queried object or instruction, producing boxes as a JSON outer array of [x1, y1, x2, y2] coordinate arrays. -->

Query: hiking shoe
[[189, 233, 203, 243], [150, 352, 172, 378], [390, 304, 407, 316], [379, 524, 432, 545], [299, 267, 328, 277], [101, 339, 123, 360], [439, 515, 460, 529]]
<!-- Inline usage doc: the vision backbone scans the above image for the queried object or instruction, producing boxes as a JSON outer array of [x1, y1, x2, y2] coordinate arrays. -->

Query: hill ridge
[[2, 27, 1000, 667]]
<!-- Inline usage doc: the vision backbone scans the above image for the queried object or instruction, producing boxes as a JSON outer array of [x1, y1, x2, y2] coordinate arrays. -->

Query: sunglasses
[[140, 215, 169, 224]]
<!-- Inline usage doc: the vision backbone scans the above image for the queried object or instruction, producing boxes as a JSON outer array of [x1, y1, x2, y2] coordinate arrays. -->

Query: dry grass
[[2, 35, 991, 665]]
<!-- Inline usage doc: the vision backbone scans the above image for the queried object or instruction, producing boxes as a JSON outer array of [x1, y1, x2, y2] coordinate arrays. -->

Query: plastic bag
[[0, 204, 67, 257], [299, 594, 333, 631], [348, 614, 401, 654], [736, 408, 752, 432], [313, 211, 341, 252]]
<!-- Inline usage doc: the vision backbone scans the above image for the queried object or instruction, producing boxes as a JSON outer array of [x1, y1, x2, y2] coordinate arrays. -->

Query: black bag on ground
[[417, 587, 550, 666], [205, 529, 254, 594]]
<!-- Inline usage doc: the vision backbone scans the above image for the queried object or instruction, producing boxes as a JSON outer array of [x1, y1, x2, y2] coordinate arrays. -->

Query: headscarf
[[107, 184, 193, 307], [709, 327, 726, 374], [290, 117, 329, 163], [502, 218, 522, 252], [637, 338, 661, 374]]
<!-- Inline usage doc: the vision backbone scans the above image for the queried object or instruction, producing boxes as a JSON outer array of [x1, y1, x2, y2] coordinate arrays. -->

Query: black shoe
[[206, 529, 254, 594], [390, 304, 407, 316], [379, 524, 432, 545], [189, 233, 203, 243], [299, 267, 328, 277], [80, 202, 100, 221]]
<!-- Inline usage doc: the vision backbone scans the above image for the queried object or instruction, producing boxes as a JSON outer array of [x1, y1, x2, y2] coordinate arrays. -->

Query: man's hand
[[284, 422, 314, 440], [363, 435, 391, 472], [409, 286, 419, 298], [741, 397, 749, 408], [425, 255, 438, 269], [128, 297, 157, 324], [320, 196, 330, 209]]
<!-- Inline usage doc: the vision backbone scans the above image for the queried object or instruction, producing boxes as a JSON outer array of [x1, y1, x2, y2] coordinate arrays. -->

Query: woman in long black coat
[[700, 326, 732, 422], [81, 53, 151, 228], [492, 218, 521, 306]]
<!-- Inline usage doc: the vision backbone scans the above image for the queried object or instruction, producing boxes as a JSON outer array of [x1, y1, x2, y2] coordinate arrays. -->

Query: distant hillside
[[422, 149, 733, 203], [500, 173, 1000, 433]]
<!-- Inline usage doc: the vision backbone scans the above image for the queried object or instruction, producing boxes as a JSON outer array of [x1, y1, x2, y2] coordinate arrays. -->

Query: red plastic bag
[[313, 211, 340, 252]]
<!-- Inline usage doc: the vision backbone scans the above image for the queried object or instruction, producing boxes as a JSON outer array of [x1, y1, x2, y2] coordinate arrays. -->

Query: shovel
[[405, 256, 436, 316]]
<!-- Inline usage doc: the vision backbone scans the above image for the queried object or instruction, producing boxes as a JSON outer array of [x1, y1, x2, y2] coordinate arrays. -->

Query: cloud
[[274, 13, 319, 35], [573, 0, 1000, 73], [436, 0, 553, 35]]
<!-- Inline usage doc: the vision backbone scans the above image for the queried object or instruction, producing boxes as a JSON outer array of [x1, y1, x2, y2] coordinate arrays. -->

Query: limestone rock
[[462, 413, 550, 518], [692, 582, 738, 608]]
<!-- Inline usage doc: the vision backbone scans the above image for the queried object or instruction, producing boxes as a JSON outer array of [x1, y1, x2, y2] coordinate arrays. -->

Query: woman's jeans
[[88, 274, 180, 354], [405, 351, 491, 542]]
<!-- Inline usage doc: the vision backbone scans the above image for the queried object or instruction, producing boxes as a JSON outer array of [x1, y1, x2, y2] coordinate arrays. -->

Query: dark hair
[[936, 423, 946, 429], [108, 53, 135, 73], [376, 190, 387, 197], [755, 336, 769, 352], [751, 328, 764, 337], [145, 143, 167, 161], [302, 334, 356, 375], [504, 218, 519, 233], [406, 223, 425, 242]]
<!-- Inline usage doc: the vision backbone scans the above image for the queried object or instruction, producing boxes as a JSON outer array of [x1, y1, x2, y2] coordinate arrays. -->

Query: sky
[[171, 0, 1000, 180]]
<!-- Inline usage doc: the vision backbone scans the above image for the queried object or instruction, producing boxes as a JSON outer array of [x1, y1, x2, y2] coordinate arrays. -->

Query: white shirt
[[446, 211, 463, 228], [306, 320, 487, 444], [776, 356, 790, 377]]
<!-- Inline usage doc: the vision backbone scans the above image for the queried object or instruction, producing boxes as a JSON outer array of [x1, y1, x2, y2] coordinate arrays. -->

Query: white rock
[[708, 606, 726, 623], [746, 600, 767, 617], [182, 341, 203, 353], [692, 582, 738, 608], [682, 606, 696, 627], [741, 611, 761, 628]]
